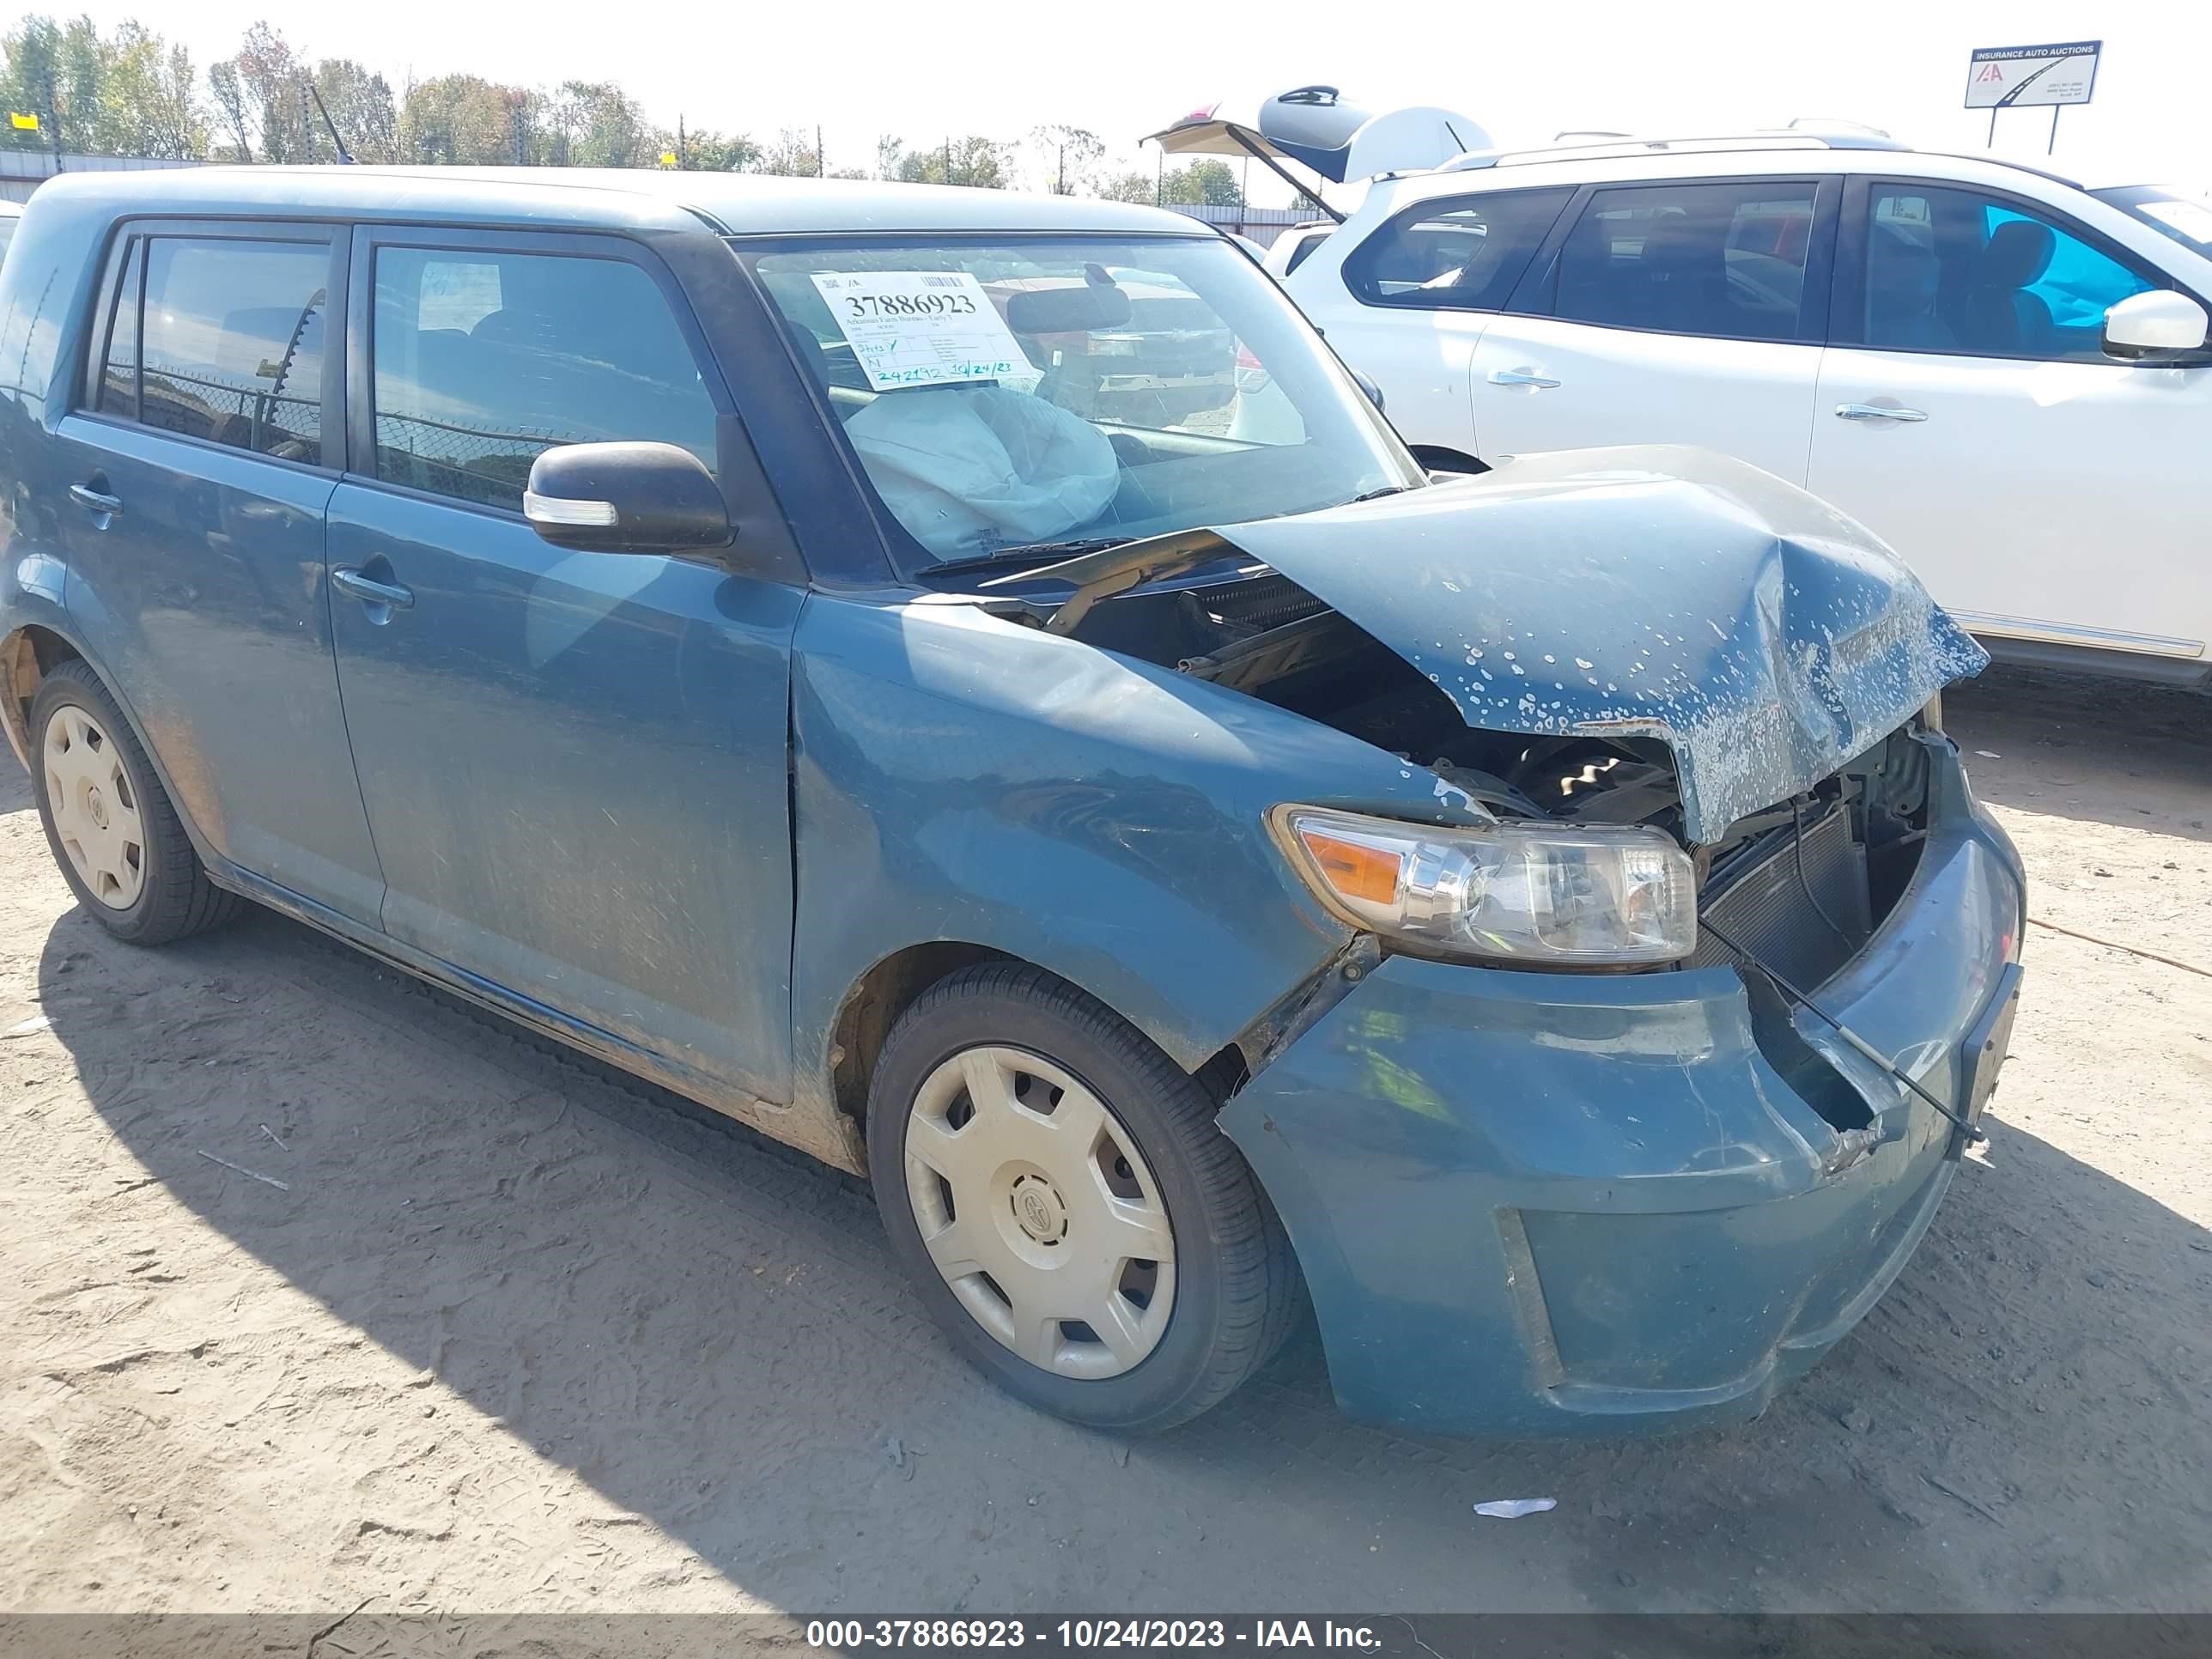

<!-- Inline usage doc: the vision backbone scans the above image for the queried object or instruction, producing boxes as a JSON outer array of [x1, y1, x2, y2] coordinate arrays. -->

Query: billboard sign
[[1965, 41, 2102, 109]]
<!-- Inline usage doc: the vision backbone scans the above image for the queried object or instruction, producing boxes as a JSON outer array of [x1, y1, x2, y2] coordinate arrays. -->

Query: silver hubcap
[[44, 704, 145, 910], [904, 1046, 1176, 1379]]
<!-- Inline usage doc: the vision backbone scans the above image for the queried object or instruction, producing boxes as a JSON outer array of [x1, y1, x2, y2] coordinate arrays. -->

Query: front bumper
[[1221, 735, 2024, 1439]]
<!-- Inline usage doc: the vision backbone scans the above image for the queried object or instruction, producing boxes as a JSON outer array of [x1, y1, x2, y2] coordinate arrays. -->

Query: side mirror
[[1351, 368, 1386, 412], [2102, 290, 2209, 362], [523, 441, 732, 553]]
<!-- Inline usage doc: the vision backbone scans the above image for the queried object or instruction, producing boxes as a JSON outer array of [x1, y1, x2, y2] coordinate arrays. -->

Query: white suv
[[1281, 134, 2212, 685]]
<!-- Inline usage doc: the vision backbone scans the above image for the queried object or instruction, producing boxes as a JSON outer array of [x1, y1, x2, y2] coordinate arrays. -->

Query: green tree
[[546, 80, 652, 167], [100, 23, 204, 159], [399, 74, 516, 165], [1025, 124, 1103, 195], [678, 129, 762, 172], [207, 21, 312, 161], [896, 135, 1009, 189], [1097, 167, 1158, 205], [1, 15, 94, 153], [0, 15, 207, 158], [755, 126, 822, 178], [307, 58, 397, 163], [1160, 159, 1243, 208]]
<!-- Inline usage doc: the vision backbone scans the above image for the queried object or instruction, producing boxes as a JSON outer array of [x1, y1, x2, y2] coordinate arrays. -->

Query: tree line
[[0, 15, 1244, 205]]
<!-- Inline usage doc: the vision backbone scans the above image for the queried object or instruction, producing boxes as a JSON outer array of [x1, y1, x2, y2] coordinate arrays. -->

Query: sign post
[[1966, 40, 2102, 155]]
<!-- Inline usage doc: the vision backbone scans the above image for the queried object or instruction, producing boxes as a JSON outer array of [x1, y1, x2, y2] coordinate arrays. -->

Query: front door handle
[[1834, 402, 1929, 422], [1489, 368, 1561, 389], [331, 567, 416, 610], [69, 482, 123, 516]]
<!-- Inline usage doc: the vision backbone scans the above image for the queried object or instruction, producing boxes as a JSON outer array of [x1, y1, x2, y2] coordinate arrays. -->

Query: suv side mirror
[[2102, 290, 2209, 362], [1351, 368, 1386, 412], [523, 441, 732, 554]]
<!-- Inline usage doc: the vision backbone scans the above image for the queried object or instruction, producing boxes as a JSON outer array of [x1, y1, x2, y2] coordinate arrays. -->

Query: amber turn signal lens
[[1297, 828, 1403, 906]]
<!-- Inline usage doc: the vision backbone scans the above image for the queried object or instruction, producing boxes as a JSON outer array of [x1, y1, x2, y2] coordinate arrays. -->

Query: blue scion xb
[[0, 167, 2024, 1437]]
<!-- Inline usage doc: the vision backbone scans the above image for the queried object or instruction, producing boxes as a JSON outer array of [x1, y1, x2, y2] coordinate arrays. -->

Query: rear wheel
[[867, 963, 1301, 1431], [29, 660, 239, 945]]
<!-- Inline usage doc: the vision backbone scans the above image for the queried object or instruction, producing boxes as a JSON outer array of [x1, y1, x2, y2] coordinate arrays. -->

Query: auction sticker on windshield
[[811, 270, 1033, 391]]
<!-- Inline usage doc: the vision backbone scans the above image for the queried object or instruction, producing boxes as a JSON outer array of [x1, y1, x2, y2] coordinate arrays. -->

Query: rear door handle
[[1835, 402, 1928, 422], [1489, 368, 1561, 389], [69, 483, 123, 516], [331, 567, 415, 610]]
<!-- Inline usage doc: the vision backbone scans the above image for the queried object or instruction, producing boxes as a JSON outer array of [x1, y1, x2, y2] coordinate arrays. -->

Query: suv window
[[1553, 180, 1820, 341], [1859, 185, 2160, 361], [94, 235, 330, 464], [1346, 188, 1572, 310], [371, 247, 717, 512], [1280, 229, 1331, 275]]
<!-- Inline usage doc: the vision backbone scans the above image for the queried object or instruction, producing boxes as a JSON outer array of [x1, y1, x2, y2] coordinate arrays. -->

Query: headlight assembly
[[1273, 805, 1696, 968]]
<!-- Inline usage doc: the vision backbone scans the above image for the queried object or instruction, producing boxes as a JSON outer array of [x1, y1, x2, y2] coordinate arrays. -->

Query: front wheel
[[867, 963, 1301, 1432]]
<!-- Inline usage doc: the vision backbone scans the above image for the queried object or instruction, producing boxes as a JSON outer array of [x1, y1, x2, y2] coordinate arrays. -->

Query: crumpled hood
[[1212, 446, 1987, 842]]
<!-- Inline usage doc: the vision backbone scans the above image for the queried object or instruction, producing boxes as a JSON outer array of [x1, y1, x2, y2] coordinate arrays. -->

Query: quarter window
[[1553, 181, 1820, 342], [1346, 188, 1573, 310], [96, 236, 330, 463], [370, 247, 717, 512], [1858, 185, 2160, 361]]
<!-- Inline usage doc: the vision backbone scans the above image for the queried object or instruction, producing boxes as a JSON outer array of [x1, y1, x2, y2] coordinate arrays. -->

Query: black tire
[[27, 659, 240, 945], [867, 962, 1302, 1432]]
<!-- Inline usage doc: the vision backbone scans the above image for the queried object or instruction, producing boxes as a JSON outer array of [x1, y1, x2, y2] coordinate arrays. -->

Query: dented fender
[[786, 590, 1482, 1121]]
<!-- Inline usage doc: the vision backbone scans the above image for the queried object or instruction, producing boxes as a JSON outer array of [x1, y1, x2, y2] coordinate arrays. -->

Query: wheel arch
[[822, 941, 1250, 1152], [2, 619, 226, 879], [1, 621, 86, 770]]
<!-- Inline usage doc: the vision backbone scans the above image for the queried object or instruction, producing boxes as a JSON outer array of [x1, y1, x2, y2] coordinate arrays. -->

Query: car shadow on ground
[[30, 859, 2212, 1612], [1945, 665, 2209, 843]]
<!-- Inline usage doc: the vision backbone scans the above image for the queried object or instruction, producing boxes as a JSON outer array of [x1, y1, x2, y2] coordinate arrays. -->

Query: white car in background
[[1273, 131, 2212, 686]]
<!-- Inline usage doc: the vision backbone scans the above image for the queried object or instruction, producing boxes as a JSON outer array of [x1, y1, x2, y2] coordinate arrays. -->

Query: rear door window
[[1552, 179, 1821, 341], [110, 235, 331, 464], [1346, 188, 1573, 310], [369, 246, 718, 512]]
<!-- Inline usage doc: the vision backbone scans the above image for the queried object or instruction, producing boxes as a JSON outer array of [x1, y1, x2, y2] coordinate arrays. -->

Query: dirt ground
[[0, 664, 2207, 1617]]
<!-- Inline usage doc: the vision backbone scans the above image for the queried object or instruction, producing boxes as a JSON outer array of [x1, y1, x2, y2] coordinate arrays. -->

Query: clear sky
[[42, 0, 2212, 199]]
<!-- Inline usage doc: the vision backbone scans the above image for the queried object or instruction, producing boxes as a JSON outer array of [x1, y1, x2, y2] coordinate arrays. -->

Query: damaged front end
[[1025, 445, 1987, 1011], [989, 447, 2025, 1437], [1027, 443, 1987, 842], [936, 444, 2024, 1438]]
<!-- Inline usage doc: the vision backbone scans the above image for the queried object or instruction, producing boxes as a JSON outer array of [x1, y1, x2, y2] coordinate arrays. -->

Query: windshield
[[744, 234, 1419, 571], [2092, 185, 2212, 261]]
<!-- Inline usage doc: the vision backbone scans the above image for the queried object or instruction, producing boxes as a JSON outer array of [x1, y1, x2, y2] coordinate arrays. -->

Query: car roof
[[1377, 141, 2098, 200], [31, 164, 1211, 240]]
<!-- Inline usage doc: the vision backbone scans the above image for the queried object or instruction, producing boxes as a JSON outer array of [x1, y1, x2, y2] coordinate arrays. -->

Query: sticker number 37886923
[[810, 270, 1032, 392]]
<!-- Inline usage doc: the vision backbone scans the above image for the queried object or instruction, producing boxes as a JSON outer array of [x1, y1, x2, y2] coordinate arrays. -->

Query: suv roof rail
[[1439, 127, 1912, 173]]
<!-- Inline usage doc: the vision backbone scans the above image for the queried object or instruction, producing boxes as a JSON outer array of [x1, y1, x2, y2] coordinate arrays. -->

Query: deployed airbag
[[846, 386, 1120, 557]]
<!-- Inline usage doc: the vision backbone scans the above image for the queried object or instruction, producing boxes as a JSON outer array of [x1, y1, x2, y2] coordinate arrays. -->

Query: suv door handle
[[69, 482, 123, 516], [1835, 402, 1928, 422], [1489, 368, 1561, 389], [331, 567, 416, 610]]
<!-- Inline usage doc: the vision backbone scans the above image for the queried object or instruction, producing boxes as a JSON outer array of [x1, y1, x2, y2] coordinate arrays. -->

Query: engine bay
[[1068, 567, 1936, 984]]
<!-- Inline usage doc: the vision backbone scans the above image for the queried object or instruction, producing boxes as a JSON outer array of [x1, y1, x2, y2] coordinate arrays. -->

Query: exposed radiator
[[1687, 805, 1872, 989]]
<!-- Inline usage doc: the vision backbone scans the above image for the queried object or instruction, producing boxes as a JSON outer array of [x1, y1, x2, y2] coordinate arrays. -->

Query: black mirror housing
[[524, 441, 732, 554], [1351, 368, 1385, 413]]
